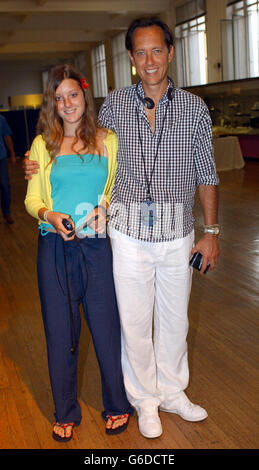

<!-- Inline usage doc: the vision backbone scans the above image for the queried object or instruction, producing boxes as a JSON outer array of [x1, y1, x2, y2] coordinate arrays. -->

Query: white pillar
[[206, 0, 227, 83], [159, 8, 178, 85]]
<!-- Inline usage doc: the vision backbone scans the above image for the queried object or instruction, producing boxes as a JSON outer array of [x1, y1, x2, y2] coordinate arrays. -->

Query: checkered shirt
[[98, 81, 219, 242]]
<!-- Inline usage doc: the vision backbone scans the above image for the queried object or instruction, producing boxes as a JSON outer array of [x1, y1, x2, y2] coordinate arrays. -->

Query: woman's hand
[[86, 205, 107, 235], [46, 211, 75, 241]]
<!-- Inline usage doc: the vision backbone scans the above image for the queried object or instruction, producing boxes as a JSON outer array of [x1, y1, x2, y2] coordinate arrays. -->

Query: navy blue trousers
[[0, 158, 11, 216], [37, 233, 133, 425]]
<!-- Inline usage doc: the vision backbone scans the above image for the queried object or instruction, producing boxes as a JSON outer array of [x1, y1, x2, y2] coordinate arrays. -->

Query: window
[[112, 32, 132, 89], [222, 0, 259, 80], [91, 44, 108, 98], [247, 0, 259, 77], [175, 15, 207, 87]]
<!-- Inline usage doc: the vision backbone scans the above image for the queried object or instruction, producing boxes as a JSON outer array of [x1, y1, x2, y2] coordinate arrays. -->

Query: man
[[0, 114, 16, 224], [99, 17, 219, 438], [24, 17, 220, 439]]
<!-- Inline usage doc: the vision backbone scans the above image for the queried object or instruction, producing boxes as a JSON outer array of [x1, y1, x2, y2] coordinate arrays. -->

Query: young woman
[[25, 64, 133, 442]]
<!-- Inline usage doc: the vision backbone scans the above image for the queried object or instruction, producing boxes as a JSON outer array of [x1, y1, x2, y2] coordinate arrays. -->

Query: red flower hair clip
[[80, 78, 90, 90]]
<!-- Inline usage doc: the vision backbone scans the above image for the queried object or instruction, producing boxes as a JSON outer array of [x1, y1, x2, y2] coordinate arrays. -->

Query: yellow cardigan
[[24, 130, 118, 225]]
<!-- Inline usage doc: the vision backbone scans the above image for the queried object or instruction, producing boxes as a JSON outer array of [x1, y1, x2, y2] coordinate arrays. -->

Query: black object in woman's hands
[[62, 218, 73, 231]]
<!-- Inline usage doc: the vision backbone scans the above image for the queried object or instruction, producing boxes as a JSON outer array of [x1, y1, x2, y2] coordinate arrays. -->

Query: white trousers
[[109, 227, 194, 414]]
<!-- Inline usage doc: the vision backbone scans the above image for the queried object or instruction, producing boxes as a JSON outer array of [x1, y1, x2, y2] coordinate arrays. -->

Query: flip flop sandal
[[104, 413, 130, 435], [52, 422, 75, 442]]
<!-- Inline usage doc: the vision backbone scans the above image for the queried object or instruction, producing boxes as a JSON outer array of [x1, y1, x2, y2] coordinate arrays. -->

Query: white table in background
[[213, 136, 245, 171]]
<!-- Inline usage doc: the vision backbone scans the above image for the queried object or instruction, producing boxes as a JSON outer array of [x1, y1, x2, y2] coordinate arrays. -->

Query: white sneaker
[[160, 392, 208, 422], [138, 410, 163, 438]]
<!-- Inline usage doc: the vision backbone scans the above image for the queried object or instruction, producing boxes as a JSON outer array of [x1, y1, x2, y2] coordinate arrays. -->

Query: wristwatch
[[204, 224, 220, 235]]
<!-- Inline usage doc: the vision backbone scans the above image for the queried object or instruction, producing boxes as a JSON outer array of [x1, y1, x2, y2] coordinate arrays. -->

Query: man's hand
[[10, 155, 16, 166], [191, 233, 219, 274], [4, 136, 16, 165], [23, 151, 39, 180]]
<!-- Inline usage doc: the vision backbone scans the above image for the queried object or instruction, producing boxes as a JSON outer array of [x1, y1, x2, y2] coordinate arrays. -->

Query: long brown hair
[[37, 64, 99, 161]]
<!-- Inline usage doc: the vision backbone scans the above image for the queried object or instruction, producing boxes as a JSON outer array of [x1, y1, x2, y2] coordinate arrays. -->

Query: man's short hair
[[125, 17, 175, 53]]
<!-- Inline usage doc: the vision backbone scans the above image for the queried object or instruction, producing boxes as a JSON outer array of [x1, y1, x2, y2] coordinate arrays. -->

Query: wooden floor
[[0, 158, 258, 450]]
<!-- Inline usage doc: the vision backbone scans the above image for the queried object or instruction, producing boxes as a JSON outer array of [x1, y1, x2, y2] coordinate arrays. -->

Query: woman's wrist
[[43, 210, 51, 223], [95, 204, 107, 216], [38, 208, 52, 223]]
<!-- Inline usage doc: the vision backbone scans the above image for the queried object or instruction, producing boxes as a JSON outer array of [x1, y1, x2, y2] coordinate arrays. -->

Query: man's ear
[[168, 45, 174, 63], [128, 50, 135, 66]]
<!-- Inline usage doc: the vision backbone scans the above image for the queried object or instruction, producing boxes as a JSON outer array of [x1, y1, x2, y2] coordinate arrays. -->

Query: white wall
[[0, 61, 43, 108]]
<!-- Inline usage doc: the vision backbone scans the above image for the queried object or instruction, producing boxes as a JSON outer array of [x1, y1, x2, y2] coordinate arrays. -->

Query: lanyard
[[136, 101, 169, 201]]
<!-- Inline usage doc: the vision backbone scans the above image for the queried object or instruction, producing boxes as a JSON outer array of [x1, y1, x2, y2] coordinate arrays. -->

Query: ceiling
[[0, 0, 185, 64]]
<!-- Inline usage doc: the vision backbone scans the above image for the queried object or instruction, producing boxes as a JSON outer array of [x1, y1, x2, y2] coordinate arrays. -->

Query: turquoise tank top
[[40, 153, 108, 236]]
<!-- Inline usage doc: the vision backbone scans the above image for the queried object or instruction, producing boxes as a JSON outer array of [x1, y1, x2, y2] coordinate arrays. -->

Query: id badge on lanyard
[[140, 199, 156, 227], [136, 97, 170, 230]]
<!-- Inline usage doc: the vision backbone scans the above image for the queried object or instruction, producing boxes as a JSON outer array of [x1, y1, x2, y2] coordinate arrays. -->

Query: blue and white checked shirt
[[99, 81, 219, 242]]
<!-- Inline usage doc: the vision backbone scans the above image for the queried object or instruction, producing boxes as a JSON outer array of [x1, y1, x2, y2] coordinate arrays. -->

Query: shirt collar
[[135, 78, 175, 108]]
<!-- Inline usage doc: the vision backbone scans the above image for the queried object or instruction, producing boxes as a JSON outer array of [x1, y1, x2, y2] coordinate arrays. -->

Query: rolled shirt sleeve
[[194, 106, 219, 187]]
